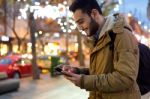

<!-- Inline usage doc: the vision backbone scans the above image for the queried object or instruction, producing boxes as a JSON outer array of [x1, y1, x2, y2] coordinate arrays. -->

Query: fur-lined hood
[[84, 13, 132, 49]]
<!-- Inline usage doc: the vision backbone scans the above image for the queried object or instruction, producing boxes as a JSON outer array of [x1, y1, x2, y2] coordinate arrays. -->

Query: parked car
[[0, 54, 40, 78]]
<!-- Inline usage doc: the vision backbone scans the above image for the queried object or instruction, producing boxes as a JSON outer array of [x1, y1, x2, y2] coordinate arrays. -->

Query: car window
[[16, 58, 31, 65], [23, 59, 32, 64], [15, 59, 21, 65], [0, 59, 12, 65]]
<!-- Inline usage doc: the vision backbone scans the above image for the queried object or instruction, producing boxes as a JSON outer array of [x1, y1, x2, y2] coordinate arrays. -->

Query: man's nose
[[77, 25, 84, 31]]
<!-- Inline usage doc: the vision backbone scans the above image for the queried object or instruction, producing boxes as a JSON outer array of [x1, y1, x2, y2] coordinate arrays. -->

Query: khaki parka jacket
[[80, 14, 141, 99]]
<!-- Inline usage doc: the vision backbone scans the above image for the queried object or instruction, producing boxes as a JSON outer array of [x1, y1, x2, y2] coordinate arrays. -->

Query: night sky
[[119, 0, 150, 27]]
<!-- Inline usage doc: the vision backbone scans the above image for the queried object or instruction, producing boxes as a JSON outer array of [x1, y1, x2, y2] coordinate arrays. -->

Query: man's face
[[73, 9, 99, 37]]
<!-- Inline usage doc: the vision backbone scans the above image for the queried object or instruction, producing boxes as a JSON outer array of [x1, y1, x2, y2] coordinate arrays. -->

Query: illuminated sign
[[0, 36, 9, 41]]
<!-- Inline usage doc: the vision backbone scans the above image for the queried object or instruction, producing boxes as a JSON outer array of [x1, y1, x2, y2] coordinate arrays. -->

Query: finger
[[62, 71, 78, 77], [69, 68, 76, 73], [62, 65, 71, 71]]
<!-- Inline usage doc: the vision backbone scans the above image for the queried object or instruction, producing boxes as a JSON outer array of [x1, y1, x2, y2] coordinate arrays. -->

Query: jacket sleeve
[[79, 68, 90, 75], [73, 67, 89, 75], [80, 30, 139, 92]]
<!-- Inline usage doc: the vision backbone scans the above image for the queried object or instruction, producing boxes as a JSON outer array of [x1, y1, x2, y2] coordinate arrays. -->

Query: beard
[[88, 17, 99, 37]]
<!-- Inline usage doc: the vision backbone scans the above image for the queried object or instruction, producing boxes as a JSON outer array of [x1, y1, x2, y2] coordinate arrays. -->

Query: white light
[[70, 25, 76, 30], [23, 0, 26, 1], [63, 29, 67, 33], [61, 27, 65, 30], [22, 12, 27, 19], [144, 25, 148, 30], [68, 29, 72, 33], [25, 4, 30, 9], [69, 19, 73, 23], [148, 29, 150, 33], [66, 6, 69, 10], [63, 1, 67, 5], [58, 4, 66, 17], [22, 54, 27, 58], [19, 7, 28, 19], [35, 33, 38, 37], [128, 13, 132, 17], [64, 22, 67, 25], [138, 21, 142, 25], [141, 36, 148, 45], [30, 5, 41, 13], [35, 44, 38, 47], [118, 0, 122, 5], [28, 55, 33, 59], [18, 16, 22, 20], [45, 33, 49, 37], [114, 5, 119, 12], [60, 23, 63, 26], [45, 5, 59, 19], [1, 36, 9, 41], [27, 43, 32, 47], [39, 31, 43, 35], [45, 1, 49, 5], [54, 33, 60, 38], [34, 16, 37, 19], [68, 12, 73, 17], [35, 2, 40, 6], [134, 33, 141, 41], [33, 5, 59, 20], [17, 0, 21, 2], [79, 30, 86, 35], [57, 19, 61, 24]]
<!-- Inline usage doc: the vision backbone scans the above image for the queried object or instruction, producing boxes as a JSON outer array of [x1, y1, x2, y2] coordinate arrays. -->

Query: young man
[[60, 0, 141, 99]]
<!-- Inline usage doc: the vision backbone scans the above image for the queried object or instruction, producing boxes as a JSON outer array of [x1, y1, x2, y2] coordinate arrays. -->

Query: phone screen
[[55, 67, 62, 72], [55, 67, 72, 77]]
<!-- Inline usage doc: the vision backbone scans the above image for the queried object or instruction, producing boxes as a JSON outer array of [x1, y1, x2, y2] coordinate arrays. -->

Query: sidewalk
[[0, 73, 150, 99], [0, 74, 88, 99]]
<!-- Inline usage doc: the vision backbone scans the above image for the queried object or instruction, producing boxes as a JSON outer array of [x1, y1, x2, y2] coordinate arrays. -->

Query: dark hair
[[69, 0, 102, 15]]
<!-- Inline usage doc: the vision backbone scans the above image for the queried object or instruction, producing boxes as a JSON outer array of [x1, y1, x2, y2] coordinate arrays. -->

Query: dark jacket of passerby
[[79, 14, 141, 99]]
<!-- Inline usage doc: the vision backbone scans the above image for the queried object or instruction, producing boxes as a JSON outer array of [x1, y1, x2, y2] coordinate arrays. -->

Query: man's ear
[[90, 9, 98, 19]]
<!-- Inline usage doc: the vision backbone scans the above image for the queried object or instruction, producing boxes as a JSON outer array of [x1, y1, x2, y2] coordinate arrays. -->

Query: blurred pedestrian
[[60, 0, 141, 99]]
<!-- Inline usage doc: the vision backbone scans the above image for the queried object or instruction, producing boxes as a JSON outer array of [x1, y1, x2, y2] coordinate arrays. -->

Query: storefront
[[0, 35, 13, 56]]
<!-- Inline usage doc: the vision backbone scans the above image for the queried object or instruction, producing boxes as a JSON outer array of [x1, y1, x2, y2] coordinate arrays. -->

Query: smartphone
[[55, 67, 72, 77], [55, 67, 63, 72]]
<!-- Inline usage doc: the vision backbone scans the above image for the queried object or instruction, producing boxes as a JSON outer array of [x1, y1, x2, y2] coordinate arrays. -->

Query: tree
[[7, 0, 40, 79], [29, 12, 40, 79], [6, 0, 30, 53]]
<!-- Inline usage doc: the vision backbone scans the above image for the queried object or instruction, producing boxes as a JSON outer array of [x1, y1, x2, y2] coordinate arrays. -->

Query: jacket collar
[[84, 13, 132, 50], [91, 32, 111, 54], [91, 13, 132, 54], [99, 13, 132, 39]]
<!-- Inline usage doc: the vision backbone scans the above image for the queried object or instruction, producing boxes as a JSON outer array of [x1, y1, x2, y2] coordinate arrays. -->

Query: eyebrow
[[75, 18, 84, 24]]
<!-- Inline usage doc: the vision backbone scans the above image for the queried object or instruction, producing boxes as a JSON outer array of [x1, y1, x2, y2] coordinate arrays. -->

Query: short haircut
[[69, 0, 102, 15]]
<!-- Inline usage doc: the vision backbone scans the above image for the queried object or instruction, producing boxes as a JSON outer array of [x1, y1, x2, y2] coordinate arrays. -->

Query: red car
[[0, 55, 39, 78]]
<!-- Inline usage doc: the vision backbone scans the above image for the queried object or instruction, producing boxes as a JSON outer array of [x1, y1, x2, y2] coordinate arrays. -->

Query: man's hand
[[61, 71, 82, 87], [62, 65, 75, 73], [55, 64, 82, 87]]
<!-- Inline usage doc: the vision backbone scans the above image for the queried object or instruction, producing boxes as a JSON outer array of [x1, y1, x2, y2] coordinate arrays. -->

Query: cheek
[[82, 17, 91, 29], [83, 21, 90, 29]]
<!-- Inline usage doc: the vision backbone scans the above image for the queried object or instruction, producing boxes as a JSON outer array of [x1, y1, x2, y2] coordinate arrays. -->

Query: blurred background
[[0, 0, 150, 99]]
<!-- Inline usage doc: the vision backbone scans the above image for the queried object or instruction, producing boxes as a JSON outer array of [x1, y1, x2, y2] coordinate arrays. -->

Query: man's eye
[[78, 21, 83, 25]]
